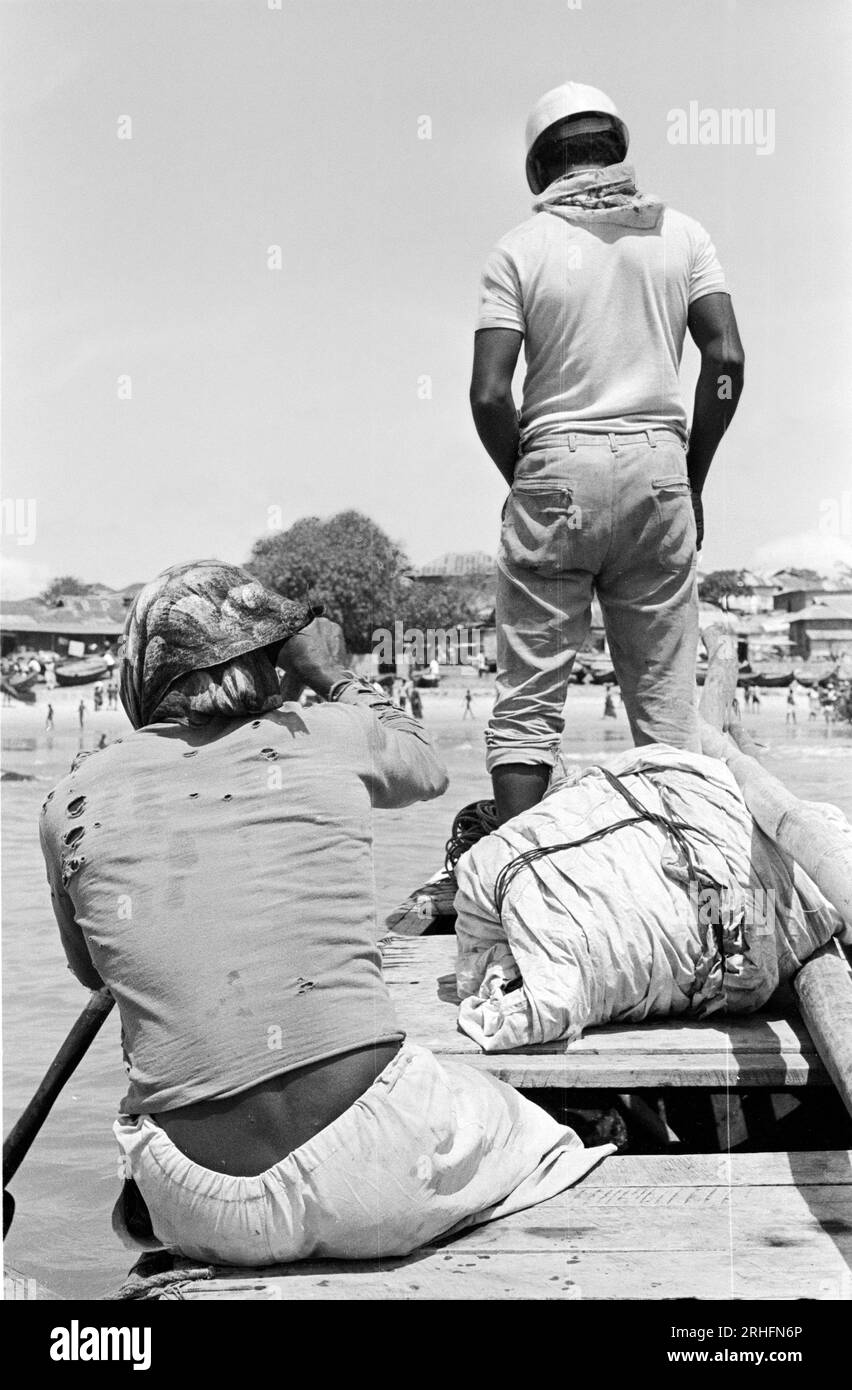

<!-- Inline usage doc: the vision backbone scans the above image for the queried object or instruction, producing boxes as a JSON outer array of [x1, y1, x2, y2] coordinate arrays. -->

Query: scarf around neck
[[533, 161, 665, 228]]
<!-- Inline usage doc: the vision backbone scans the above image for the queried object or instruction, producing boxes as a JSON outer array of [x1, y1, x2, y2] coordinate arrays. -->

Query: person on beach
[[77, 698, 86, 729], [602, 687, 616, 720], [470, 81, 745, 823], [39, 560, 608, 1267], [786, 686, 797, 725], [463, 689, 475, 720], [808, 689, 820, 721], [45, 703, 54, 731], [409, 686, 423, 720]]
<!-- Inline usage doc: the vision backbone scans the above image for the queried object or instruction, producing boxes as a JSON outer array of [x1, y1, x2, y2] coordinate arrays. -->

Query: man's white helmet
[[525, 82, 629, 193]]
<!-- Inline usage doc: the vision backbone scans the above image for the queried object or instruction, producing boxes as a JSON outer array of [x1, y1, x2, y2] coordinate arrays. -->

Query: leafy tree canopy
[[39, 576, 94, 605], [698, 569, 754, 609], [247, 511, 409, 653]]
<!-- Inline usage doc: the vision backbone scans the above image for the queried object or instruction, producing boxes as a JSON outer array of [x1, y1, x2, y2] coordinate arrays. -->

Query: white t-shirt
[[476, 205, 726, 446]]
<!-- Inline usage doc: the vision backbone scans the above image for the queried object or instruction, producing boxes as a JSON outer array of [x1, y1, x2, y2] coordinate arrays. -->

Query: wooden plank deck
[[381, 933, 829, 1089], [165, 1150, 852, 1301]]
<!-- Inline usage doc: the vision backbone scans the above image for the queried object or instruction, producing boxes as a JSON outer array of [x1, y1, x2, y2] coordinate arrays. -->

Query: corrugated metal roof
[[788, 600, 852, 623], [0, 613, 124, 636]]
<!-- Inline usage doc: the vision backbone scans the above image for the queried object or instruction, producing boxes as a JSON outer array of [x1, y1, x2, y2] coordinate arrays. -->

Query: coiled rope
[[445, 798, 500, 872]]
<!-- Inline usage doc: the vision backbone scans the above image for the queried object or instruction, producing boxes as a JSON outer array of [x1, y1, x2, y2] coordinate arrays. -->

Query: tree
[[247, 511, 409, 652], [698, 569, 754, 610], [402, 579, 485, 632], [39, 576, 93, 605]]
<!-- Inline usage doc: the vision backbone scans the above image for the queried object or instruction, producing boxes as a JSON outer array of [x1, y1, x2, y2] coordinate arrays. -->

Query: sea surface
[[3, 683, 851, 1298]]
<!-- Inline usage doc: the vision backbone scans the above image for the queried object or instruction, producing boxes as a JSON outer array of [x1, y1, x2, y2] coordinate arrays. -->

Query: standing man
[[470, 82, 744, 823]]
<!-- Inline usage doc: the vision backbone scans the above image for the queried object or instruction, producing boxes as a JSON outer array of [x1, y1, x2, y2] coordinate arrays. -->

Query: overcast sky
[[2, 0, 851, 596]]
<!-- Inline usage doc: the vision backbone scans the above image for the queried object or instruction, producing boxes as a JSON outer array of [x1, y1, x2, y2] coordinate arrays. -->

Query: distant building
[[787, 599, 852, 662], [0, 590, 132, 658], [773, 583, 852, 614], [733, 613, 793, 663], [735, 571, 782, 614], [413, 551, 496, 582]]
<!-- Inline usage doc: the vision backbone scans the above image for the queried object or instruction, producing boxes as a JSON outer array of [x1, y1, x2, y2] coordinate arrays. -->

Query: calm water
[[3, 685, 851, 1297]]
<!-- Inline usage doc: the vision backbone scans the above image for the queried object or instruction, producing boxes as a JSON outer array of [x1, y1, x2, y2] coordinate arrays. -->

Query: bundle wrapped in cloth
[[454, 746, 846, 1052]]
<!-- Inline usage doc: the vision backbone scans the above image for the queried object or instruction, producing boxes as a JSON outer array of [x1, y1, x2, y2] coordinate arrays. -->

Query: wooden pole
[[697, 637, 852, 1119], [699, 719, 852, 933], [3, 987, 114, 1234], [698, 622, 739, 732], [792, 943, 852, 1119]]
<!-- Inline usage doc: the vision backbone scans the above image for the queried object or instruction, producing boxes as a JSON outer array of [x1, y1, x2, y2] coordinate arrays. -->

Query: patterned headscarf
[[119, 560, 320, 729]]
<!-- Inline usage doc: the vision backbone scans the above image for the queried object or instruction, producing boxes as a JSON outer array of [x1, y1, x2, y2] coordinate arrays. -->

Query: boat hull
[[54, 660, 110, 687]]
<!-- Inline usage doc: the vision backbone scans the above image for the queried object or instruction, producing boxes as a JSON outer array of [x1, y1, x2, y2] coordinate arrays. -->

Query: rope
[[493, 767, 722, 919], [445, 799, 500, 872], [110, 1250, 215, 1300]]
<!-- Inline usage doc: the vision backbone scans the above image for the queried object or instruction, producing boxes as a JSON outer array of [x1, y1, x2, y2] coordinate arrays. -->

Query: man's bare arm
[[686, 293, 745, 543], [470, 328, 524, 485]]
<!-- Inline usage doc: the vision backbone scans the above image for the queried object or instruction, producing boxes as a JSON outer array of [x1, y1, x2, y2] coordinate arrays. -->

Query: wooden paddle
[[3, 987, 115, 1235]]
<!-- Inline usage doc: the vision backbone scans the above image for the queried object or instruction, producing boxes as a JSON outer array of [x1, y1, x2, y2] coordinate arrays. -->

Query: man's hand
[[691, 490, 704, 551], [276, 617, 348, 700]]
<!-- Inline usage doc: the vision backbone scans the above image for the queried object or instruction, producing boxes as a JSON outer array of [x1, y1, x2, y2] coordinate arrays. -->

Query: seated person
[[39, 559, 611, 1267]]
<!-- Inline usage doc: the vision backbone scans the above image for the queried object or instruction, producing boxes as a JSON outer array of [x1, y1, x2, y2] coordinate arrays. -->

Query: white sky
[[2, 0, 851, 596]]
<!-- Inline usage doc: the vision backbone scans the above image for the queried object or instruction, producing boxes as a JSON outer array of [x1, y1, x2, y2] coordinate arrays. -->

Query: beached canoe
[[753, 670, 794, 688], [0, 671, 39, 703], [54, 658, 110, 687]]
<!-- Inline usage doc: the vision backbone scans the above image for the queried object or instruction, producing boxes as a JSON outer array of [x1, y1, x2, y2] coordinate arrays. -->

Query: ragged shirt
[[39, 685, 448, 1113]]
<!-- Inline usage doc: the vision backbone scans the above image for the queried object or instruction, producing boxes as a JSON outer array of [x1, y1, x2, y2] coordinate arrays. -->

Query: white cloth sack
[[454, 745, 842, 1051]]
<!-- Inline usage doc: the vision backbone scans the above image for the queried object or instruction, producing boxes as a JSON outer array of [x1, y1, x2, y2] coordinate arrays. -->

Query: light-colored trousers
[[486, 431, 700, 773], [114, 1043, 612, 1265]]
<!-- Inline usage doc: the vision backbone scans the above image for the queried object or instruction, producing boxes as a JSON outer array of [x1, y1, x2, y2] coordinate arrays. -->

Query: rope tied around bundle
[[493, 767, 720, 919]]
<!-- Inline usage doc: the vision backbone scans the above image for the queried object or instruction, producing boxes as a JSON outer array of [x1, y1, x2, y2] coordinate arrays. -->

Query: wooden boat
[[127, 924, 851, 1302], [15, 622, 849, 1302], [753, 669, 794, 688], [0, 671, 39, 704], [138, 626, 849, 1303], [54, 657, 110, 687], [576, 656, 616, 684]]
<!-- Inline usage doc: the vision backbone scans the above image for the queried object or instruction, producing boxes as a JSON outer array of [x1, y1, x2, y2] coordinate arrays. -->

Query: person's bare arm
[[279, 619, 448, 806], [470, 328, 524, 486], [686, 293, 745, 545], [276, 616, 349, 700]]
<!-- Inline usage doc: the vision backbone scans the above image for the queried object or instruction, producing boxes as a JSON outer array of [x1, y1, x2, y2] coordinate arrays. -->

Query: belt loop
[[646, 429, 657, 448], [608, 432, 617, 453], [568, 433, 577, 453]]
